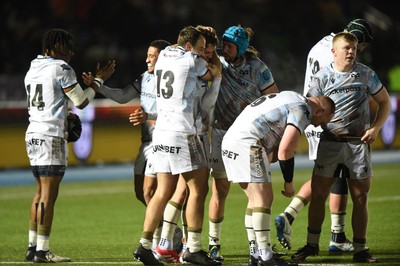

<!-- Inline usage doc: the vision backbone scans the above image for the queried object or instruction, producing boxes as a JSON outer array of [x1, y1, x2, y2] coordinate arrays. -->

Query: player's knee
[[213, 181, 230, 199]]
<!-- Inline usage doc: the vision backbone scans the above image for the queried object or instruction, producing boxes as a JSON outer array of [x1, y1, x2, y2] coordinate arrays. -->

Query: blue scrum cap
[[345, 19, 373, 44], [222, 26, 250, 57]]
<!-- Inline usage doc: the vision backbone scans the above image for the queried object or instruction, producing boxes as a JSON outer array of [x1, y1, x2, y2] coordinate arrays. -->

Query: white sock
[[29, 230, 37, 247], [252, 208, 271, 250], [187, 231, 202, 253], [285, 196, 305, 219], [331, 212, 346, 233], [162, 203, 181, 241], [245, 209, 256, 243], [36, 235, 49, 251], [258, 246, 273, 261], [140, 238, 152, 250], [208, 220, 222, 245]]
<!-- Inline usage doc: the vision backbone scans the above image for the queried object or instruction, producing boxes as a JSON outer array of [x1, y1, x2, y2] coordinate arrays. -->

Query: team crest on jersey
[[239, 69, 249, 76], [330, 77, 335, 84], [261, 69, 271, 81], [60, 64, 71, 71], [351, 72, 360, 79]]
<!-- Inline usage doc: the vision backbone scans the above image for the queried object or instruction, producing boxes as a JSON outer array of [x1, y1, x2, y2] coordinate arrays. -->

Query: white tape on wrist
[[84, 87, 96, 102]]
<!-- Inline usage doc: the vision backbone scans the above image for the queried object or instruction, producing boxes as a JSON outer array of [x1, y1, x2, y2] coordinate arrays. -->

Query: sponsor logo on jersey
[[222, 149, 239, 160], [27, 138, 45, 146], [141, 92, 156, 99], [153, 144, 181, 154], [328, 86, 361, 96], [305, 129, 322, 139]]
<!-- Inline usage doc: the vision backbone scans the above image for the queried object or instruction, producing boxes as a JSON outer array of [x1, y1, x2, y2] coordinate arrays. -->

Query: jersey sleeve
[[306, 74, 324, 97], [56, 62, 77, 89], [287, 104, 311, 133], [194, 54, 209, 77], [367, 69, 383, 95]]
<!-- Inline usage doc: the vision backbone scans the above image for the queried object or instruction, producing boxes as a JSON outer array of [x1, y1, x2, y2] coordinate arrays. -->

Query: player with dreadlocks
[[24, 28, 115, 263]]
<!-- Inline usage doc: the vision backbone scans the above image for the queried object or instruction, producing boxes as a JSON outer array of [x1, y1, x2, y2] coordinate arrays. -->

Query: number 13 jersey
[[154, 46, 208, 134]]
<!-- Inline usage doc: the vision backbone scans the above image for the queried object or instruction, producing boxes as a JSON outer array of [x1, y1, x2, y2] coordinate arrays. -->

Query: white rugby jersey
[[304, 33, 335, 95], [213, 54, 276, 130], [99, 71, 157, 142], [224, 91, 311, 154], [137, 71, 157, 142], [154, 46, 208, 134], [24, 55, 77, 138], [195, 79, 210, 134], [307, 62, 383, 137], [195, 78, 221, 134]]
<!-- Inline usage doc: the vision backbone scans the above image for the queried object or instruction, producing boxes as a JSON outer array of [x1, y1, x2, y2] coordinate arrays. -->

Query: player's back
[[225, 91, 310, 152], [24, 56, 77, 137], [155, 46, 208, 134]]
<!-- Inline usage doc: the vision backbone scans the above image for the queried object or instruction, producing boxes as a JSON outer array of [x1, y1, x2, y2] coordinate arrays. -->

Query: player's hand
[[361, 127, 379, 144], [82, 72, 94, 86], [281, 182, 295, 198], [207, 63, 221, 78], [96, 60, 116, 81], [129, 108, 147, 126]]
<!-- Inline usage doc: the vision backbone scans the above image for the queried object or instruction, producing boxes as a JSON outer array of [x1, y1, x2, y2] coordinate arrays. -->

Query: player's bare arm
[[362, 86, 391, 144]]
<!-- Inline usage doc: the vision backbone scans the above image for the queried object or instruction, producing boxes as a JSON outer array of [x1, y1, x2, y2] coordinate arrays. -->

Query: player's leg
[[26, 135, 71, 263], [275, 180, 310, 250], [328, 167, 353, 252], [183, 167, 209, 249], [208, 175, 230, 260], [156, 175, 187, 263], [33, 174, 71, 263], [291, 173, 335, 262], [244, 202, 259, 266], [182, 167, 220, 265], [143, 174, 157, 205], [133, 144, 147, 206], [242, 182, 275, 264], [208, 128, 229, 260], [135, 172, 178, 265], [143, 174, 159, 249], [26, 177, 41, 261], [348, 177, 378, 262]]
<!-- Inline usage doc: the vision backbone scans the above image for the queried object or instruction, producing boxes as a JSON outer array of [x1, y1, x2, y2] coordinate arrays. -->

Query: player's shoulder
[[244, 54, 268, 71], [354, 61, 373, 72]]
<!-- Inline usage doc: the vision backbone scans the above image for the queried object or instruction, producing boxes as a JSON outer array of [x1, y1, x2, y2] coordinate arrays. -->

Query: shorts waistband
[[321, 133, 362, 142]]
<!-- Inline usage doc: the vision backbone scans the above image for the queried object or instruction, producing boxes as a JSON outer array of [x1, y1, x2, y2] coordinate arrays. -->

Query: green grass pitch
[[1, 163, 399, 265]]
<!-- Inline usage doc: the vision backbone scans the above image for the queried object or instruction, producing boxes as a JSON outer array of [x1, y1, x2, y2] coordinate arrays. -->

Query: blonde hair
[[333, 32, 358, 46]]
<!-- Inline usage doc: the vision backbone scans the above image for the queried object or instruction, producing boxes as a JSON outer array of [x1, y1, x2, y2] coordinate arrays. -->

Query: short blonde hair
[[333, 32, 358, 46]]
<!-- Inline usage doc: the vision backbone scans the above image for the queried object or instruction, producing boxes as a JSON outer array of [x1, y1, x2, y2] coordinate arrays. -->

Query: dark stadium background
[[1, 0, 399, 168]]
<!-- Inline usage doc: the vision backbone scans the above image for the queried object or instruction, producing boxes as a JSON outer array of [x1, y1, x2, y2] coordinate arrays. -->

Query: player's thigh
[[222, 139, 270, 184], [210, 128, 227, 179]]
